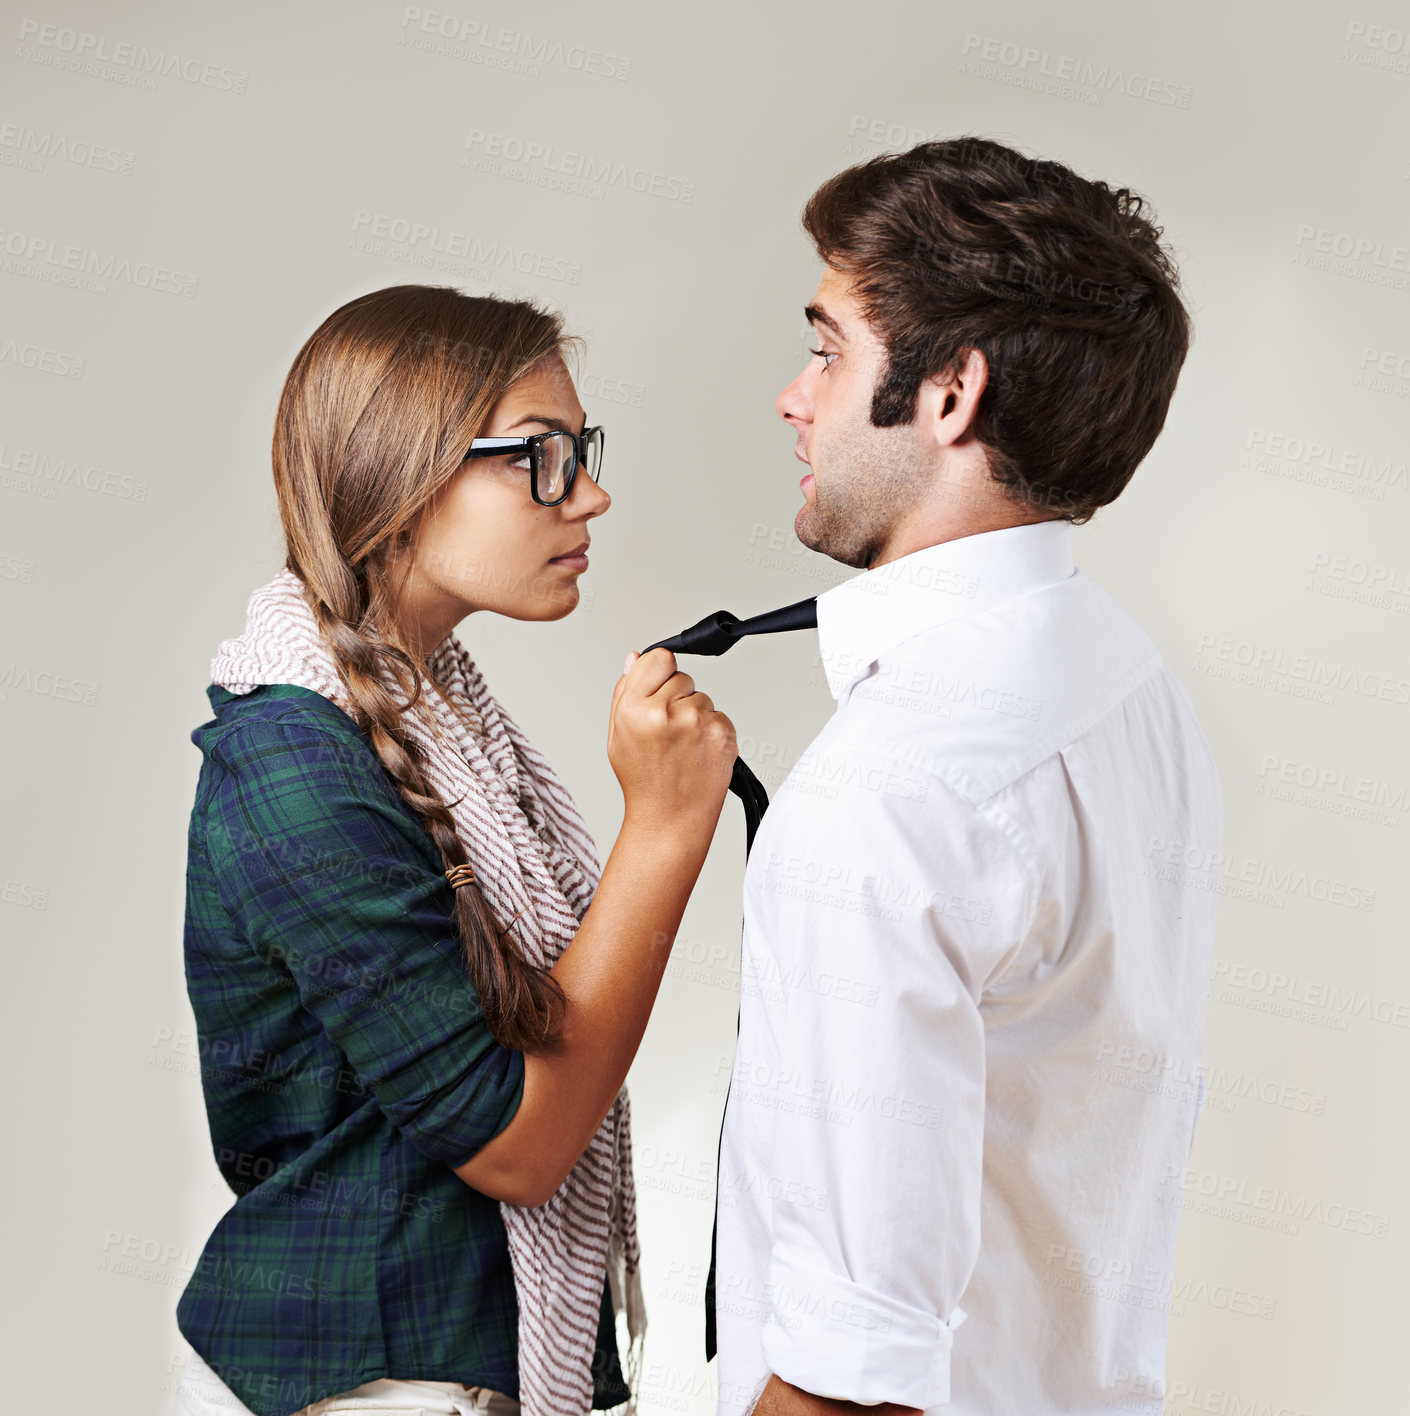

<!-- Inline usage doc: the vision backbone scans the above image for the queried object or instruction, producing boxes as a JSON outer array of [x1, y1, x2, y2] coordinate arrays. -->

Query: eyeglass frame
[[462, 425, 605, 507]]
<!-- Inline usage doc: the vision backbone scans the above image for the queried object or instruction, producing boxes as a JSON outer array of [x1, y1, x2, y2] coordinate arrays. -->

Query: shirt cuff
[[390, 1039, 526, 1167], [759, 1247, 967, 1408]]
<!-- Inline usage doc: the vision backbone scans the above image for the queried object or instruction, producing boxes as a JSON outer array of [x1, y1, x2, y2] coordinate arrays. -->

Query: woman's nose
[[570, 467, 610, 517]]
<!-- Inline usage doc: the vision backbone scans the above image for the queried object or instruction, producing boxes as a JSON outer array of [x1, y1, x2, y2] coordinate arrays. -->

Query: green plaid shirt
[[177, 682, 627, 1416]]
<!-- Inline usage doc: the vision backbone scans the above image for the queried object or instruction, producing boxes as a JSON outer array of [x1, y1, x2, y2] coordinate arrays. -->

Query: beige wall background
[[3, 0, 1407, 1410]]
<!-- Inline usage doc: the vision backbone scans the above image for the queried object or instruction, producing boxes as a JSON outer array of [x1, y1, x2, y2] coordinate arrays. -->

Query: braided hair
[[270, 284, 575, 1050]]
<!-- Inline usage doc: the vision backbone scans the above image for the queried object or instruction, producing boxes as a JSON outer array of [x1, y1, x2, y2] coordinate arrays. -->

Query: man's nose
[[776, 367, 813, 426]]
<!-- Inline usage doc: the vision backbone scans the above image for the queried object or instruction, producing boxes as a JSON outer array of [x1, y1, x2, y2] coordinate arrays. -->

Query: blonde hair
[[272, 283, 577, 1049]]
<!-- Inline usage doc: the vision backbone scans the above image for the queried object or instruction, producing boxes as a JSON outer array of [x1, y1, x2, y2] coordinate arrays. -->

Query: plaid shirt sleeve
[[201, 708, 524, 1168]]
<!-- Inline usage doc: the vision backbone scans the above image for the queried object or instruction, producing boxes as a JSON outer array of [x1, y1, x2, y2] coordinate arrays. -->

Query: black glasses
[[463, 426, 605, 507]]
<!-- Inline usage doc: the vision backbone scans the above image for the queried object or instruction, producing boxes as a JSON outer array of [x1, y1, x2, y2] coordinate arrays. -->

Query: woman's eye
[[808, 346, 838, 369], [508, 454, 533, 472]]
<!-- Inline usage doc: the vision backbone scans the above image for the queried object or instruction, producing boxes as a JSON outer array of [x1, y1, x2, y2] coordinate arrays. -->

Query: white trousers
[[167, 1340, 520, 1416]]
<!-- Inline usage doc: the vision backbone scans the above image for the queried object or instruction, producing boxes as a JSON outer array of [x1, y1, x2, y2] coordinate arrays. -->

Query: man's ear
[[919, 347, 989, 449]]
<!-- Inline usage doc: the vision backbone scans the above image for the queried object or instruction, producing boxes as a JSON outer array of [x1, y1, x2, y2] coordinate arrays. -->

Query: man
[[713, 137, 1222, 1416]]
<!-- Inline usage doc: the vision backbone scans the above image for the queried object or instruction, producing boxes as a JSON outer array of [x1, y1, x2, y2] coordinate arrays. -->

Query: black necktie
[[640, 594, 819, 1360]]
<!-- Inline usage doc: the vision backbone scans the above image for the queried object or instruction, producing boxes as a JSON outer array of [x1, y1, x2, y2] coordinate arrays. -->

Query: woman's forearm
[[453, 810, 714, 1204]]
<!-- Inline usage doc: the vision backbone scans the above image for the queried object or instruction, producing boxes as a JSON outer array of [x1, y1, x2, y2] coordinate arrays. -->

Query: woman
[[174, 284, 737, 1416]]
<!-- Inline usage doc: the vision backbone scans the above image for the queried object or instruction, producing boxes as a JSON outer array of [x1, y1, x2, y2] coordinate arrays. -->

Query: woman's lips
[[549, 552, 589, 572]]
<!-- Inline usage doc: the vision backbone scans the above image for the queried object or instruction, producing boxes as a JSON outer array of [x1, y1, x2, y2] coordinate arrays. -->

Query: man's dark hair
[[802, 135, 1191, 523]]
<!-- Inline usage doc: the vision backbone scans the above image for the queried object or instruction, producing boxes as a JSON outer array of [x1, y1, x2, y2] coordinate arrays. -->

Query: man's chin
[[796, 507, 874, 570], [794, 503, 824, 554]]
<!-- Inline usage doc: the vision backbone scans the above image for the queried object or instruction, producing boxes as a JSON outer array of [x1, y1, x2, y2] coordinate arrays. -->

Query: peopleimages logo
[[1210, 958, 1410, 1032], [1242, 427, 1408, 499], [0, 339, 84, 379], [1293, 223, 1409, 271], [1192, 632, 1410, 707], [0, 445, 148, 501], [398, 8, 631, 80], [0, 120, 136, 175], [1166, 1165, 1391, 1239], [0, 661, 101, 707], [1093, 1040, 1326, 1117], [1256, 751, 1408, 827], [348, 210, 581, 284], [15, 18, 249, 93], [0, 226, 199, 296], [1341, 18, 1410, 75], [463, 129, 695, 202], [959, 32, 1193, 107], [1145, 836, 1377, 913]]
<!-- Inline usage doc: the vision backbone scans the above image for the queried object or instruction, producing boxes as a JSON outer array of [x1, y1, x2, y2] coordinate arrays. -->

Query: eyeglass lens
[[534, 429, 603, 502], [534, 432, 576, 502]]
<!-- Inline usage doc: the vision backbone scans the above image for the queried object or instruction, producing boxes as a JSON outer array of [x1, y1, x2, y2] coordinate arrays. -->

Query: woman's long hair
[[272, 283, 575, 1051]]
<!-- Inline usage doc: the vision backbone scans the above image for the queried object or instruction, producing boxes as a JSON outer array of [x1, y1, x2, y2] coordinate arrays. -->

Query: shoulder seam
[[210, 692, 366, 744], [887, 649, 1165, 809], [197, 711, 441, 883], [196, 699, 399, 836]]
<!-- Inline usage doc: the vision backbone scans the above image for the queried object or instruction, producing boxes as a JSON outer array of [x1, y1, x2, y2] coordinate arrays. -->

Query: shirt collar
[[814, 519, 1076, 700]]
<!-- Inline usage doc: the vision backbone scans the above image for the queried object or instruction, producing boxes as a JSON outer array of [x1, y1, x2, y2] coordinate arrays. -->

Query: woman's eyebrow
[[505, 413, 589, 433]]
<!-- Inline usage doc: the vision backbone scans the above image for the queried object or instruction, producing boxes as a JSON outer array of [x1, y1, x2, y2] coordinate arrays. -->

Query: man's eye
[[808, 347, 838, 369]]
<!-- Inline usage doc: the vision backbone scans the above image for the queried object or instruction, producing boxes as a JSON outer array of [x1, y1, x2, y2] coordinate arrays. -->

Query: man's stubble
[[795, 412, 931, 571]]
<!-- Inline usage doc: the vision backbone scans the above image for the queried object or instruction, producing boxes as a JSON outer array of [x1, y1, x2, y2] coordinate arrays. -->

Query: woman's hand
[[607, 646, 738, 840], [455, 646, 738, 1206], [453, 648, 736, 1200]]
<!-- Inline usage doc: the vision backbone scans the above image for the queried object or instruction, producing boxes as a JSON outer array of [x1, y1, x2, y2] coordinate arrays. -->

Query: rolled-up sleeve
[[751, 755, 1035, 1407], [202, 712, 524, 1167]]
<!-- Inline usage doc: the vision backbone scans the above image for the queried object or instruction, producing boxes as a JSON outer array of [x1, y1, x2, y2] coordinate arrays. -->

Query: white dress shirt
[[713, 519, 1223, 1415]]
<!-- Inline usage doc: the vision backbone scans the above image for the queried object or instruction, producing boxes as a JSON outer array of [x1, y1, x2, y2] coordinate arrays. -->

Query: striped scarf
[[210, 566, 645, 1416]]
